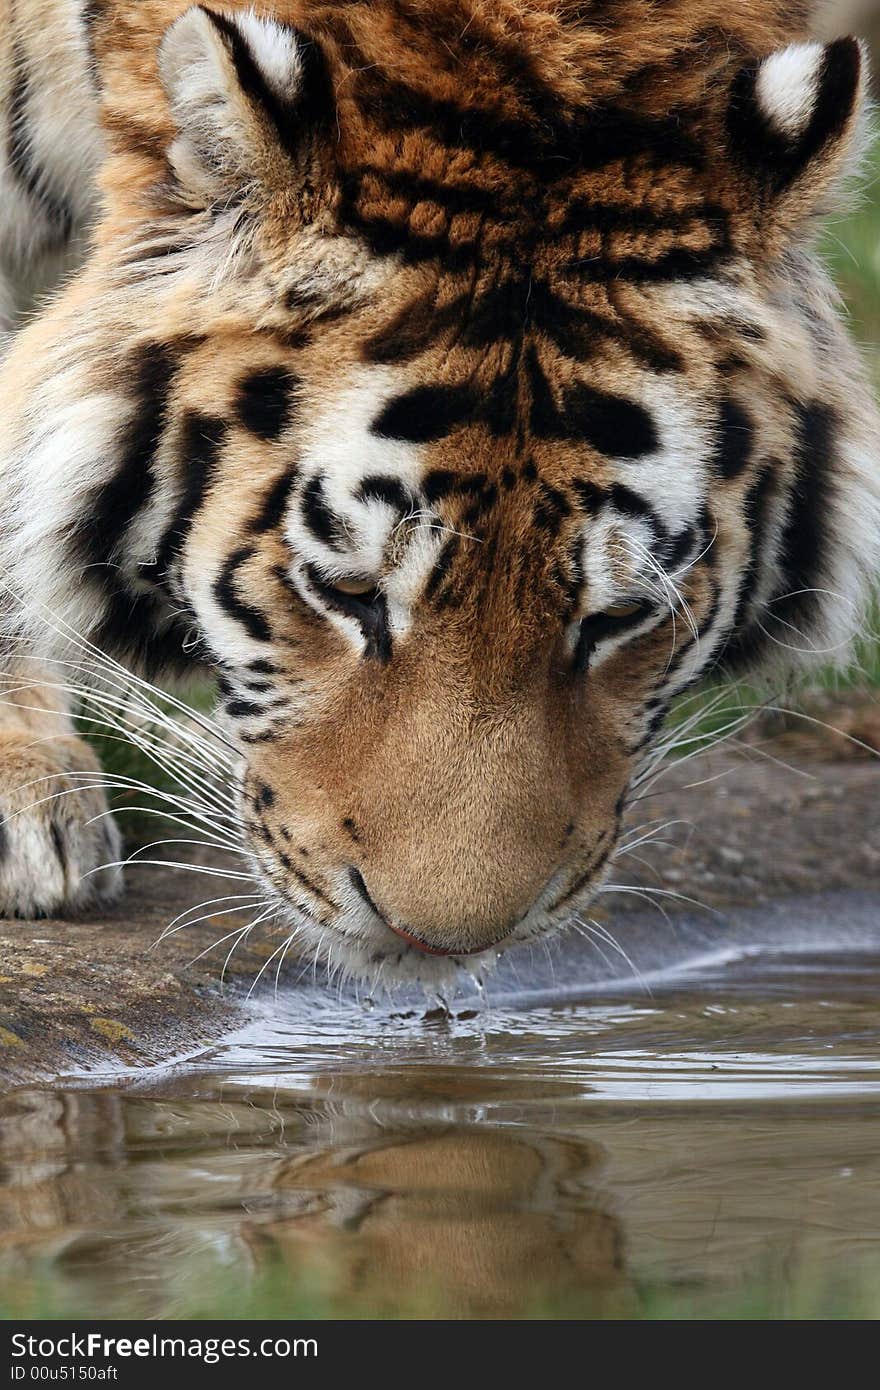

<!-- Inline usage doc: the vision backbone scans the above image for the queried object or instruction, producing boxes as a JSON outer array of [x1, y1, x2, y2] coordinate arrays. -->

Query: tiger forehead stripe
[[371, 370, 660, 458]]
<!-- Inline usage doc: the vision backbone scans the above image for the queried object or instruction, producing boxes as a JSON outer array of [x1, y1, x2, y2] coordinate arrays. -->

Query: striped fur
[[0, 1, 877, 979]]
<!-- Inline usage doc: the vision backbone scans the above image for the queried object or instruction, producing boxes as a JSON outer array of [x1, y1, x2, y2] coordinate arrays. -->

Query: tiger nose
[[348, 868, 525, 957]]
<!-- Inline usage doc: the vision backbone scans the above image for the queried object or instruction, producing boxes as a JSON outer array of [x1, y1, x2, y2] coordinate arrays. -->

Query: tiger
[[0, 0, 878, 986]]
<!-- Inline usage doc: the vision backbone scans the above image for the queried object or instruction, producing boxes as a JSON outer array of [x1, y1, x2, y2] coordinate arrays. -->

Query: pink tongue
[[385, 921, 453, 956]]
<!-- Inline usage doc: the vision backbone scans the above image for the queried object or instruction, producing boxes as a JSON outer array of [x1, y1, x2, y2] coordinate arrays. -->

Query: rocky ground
[[619, 696, 880, 911], [1, 695, 877, 1086]]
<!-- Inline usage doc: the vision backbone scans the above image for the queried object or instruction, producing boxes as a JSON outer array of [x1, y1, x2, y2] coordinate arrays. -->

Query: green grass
[[822, 136, 880, 390], [4, 1259, 880, 1321]]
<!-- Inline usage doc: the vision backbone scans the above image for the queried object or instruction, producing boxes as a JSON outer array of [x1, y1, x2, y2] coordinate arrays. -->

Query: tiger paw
[[0, 732, 122, 918]]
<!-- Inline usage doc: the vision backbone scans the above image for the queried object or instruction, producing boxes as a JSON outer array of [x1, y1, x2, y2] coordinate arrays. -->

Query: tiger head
[[7, 1, 880, 983]]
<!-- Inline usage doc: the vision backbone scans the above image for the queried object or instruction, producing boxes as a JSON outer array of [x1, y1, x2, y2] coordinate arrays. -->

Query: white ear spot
[[755, 42, 826, 139], [233, 10, 304, 101]]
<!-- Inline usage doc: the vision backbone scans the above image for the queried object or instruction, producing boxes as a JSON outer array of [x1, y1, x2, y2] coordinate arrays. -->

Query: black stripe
[[551, 541, 583, 614], [373, 384, 477, 443], [664, 521, 699, 573], [661, 518, 725, 687], [301, 476, 344, 549], [342, 166, 500, 220], [572, 479, 606, 514], [608, 483, 666, 538], [423, 470, 488, 505], [93, 590, 191, 676], [565, 241, 729, 286], [560, 200, 728, 238], [345, 200, 725, 288], [772, 403, 835, 633], [362, 292, 463, 364], [49, 820, 68, 876], [424, 536, 460, 606], [363, 280, 681, 374], [151, 412, 227, 584], [482, 360, 521, 436], [527, 349, 658, 456], [714, 397, 755, 480], [551, 837, 616, 911], [77, 343, 178, 572], [721, 462, 778, 671], [340, 204, 478, 267], [529, 283, 683, 372], [351, 67, 703, 179], [565, 384, 658, 458], [356, 475, 413, 514], [526, 346, 561, 439], [213, 546, 272, 644], [225, 699, 266, 719], [235, 366, 300, 441], [534, 482, 571, 534], [675, 570, 725, 689], [250, 467, 298, 534], [462, 481, 498, 527], [283, 285, 325, 311]]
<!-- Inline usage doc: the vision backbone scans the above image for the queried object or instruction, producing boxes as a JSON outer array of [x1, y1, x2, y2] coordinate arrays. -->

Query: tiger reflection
[[0, 1089, 631, 1317]]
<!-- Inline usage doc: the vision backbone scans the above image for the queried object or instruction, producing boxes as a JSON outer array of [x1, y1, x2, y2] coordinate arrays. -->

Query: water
[[2, 893, 880, 1319]]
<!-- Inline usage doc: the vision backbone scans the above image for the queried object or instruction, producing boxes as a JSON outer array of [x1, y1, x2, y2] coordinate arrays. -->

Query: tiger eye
[[601, 602, 644, 620], [330, 578, 377, 597]]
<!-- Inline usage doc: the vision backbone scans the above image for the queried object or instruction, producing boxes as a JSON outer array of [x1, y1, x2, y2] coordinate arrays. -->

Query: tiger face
[[5, 1, 880, 983]]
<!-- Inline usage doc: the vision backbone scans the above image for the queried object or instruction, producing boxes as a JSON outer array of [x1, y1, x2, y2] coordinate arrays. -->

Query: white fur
[[756, 42, 825, 138], [234, 9, 304, 99], [613, 373, 710, 528], [0, 371, 135, 651]]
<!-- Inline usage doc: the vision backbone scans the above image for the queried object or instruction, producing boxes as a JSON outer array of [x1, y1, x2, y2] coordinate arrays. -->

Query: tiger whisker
[[0, 577, 238, 759], [152, 897, 265, 947], [182, 904, 274, 972], [599, 881, 721, 917], [573, 913, 652, 995], [0, 775, 239, 851], [85, 856, 255, 883]]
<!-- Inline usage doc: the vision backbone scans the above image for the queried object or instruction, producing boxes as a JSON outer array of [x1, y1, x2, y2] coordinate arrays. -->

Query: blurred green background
[[825, 144, 880, 394], [822, 1, 880, 388]]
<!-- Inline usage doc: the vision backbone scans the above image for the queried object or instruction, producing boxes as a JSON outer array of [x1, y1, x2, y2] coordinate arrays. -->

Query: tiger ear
[[726, 37, 868, 229], [157, 6, 332, 205]]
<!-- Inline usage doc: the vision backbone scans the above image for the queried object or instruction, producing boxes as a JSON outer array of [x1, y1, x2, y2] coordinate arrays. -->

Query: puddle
[[2, 894, 880, 1318]]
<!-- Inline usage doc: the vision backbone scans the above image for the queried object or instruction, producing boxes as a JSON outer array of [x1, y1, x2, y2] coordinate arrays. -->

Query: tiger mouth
[[382, 919, 510, 957]]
